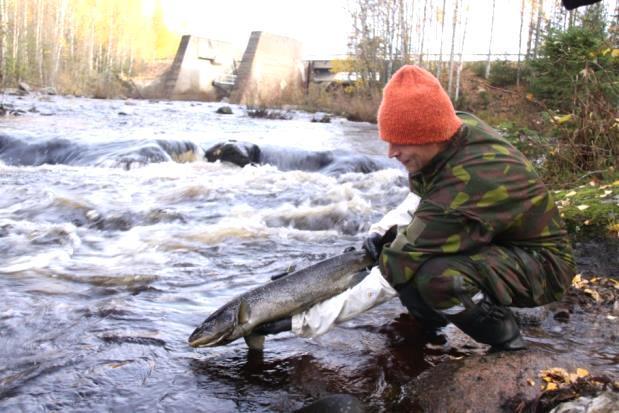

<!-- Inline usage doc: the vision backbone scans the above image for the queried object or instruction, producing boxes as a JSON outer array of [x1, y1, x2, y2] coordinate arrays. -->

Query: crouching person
[[256, 66, 576, 352]]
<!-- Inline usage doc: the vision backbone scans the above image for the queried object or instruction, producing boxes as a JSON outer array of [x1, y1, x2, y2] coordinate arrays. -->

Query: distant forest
[[0, 0, 617, 94], [0, 0, 179, 93]]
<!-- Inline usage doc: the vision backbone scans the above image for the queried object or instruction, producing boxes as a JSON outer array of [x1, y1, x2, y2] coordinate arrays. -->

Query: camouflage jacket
[[379, 112, 575, 290]]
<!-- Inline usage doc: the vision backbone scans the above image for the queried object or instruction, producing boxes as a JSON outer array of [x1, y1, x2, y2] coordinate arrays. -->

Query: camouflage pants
[[401, 245, 573, 313]]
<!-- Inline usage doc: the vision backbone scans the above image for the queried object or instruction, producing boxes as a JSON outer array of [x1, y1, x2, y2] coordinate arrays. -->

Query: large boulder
[[407, 350, 584, 412]]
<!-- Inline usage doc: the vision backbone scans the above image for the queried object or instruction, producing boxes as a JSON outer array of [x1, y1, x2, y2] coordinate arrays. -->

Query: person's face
[[388, 141, 447, 173]]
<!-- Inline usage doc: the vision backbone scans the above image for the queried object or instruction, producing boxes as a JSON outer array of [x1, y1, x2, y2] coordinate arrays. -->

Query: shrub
[[526, 26, 619, 184], [467, 61, 486, 78], [488, 61, 519, 87]]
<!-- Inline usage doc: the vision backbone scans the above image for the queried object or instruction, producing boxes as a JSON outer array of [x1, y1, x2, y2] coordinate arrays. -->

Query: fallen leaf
[[565, 191, 577, 197], [545, 382, 558, 391], [527, 378, 535, 386], [600, 190, 612, 198], [553, 114, 573, 125], [576, 368, 589, 378], [576, 205, 590, 211], [583, 288, 601, 302]]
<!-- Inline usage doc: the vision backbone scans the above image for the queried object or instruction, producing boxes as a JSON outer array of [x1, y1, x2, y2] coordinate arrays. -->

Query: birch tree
[[436, 0, 448, 78], [455, 3, 469, 102], [0, 0, 7, 84], [485, 0, 496, 79], [517, 0, 526, 85], [533, 0, 545, 57], [447, 0, 459, 97], [418, 0, 429, 66]]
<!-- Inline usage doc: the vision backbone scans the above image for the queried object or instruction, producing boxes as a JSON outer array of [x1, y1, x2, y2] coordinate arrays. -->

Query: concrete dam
[[156, 32, 343, 105]]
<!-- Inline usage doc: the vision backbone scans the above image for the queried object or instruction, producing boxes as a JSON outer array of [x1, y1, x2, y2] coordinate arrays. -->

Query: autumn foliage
[[0, 0, 179, 94]]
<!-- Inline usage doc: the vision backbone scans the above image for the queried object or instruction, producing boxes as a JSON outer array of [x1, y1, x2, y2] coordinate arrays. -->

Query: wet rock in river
[[550, 391, 619, 413], [216, 106, 233, 115], [295, 394, 365, 413], [39, 86, 57, 95], [203, 140, 400, 175], [18, 81, 31, 93], [311, 113, 331, 123], [246, 107, 293, 120]]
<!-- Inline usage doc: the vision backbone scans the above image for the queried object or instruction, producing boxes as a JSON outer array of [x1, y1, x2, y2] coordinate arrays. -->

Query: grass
[[551, 178, 619, 239]]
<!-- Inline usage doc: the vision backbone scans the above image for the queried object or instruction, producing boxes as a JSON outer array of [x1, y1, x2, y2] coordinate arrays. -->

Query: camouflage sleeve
[[378, 199, 493, 288]]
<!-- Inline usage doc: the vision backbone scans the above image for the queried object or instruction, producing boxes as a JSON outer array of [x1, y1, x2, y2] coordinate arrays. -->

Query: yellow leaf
[[527, 378, 536, 386], [576, 205, 590, 211], [572, 274, 583, 287], [584, 288, 601, 302], [565, 191, 577, 197], [612, 49, 619, 58], [612, 180, 619, 187], [576, 368, 589, 378], [545, 382, 558, 391], [553, 114, 573, 124], [526, 93, 535, 101]]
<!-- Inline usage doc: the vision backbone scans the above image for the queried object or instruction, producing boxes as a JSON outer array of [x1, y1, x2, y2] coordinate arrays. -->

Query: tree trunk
[[35, 0, 44, 84], [526, 0, 537, 59], [455, 3, 469, 102], [12, 0, 18, 78], [533, 0, 545, 58], [517, 0, 526, 86], [0, 0, 6, 85], [52, 0, 67, 86], [417, 0, 429, 66], [447, 0, 459, 97], [436, 0, 448, 79], [485, 0, 496, 79], [20, 0, 28, 79]]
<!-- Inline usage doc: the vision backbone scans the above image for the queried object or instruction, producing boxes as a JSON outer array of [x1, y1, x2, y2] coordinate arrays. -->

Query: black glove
[[362, 225, 398, 261], [253, 317, 292, 335]]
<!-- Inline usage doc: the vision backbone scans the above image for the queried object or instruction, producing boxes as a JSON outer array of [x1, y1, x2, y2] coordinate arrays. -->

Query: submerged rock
[[40, 86, 57, 95], [216, 106, 233, 115], [311, 113, 331, 123], [295, 394, 365, 413]]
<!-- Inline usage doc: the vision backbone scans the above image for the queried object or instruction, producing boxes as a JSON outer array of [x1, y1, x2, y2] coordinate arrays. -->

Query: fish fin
[[347, 270, 370, 289], [238, 300, 250, 324], [244, 334, 265, 351]]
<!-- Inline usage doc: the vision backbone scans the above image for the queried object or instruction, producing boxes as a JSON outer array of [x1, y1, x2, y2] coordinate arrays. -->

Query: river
[[0, 94, 616, 412], [0, 94, 417, 412]]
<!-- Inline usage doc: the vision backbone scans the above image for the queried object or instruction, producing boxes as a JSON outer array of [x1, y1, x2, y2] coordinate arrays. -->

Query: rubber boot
[[446, 296, 526, 351], [253, 317, 292, 335], [398, 282, 448, 335]]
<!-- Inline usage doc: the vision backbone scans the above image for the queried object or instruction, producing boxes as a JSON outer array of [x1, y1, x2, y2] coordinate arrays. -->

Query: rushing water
[[0, 94, 616, 412], [0, 94, 413, 412]]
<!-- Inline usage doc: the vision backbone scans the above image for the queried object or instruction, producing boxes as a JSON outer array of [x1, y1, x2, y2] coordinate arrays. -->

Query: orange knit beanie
[[378, 65, 462, 145]]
